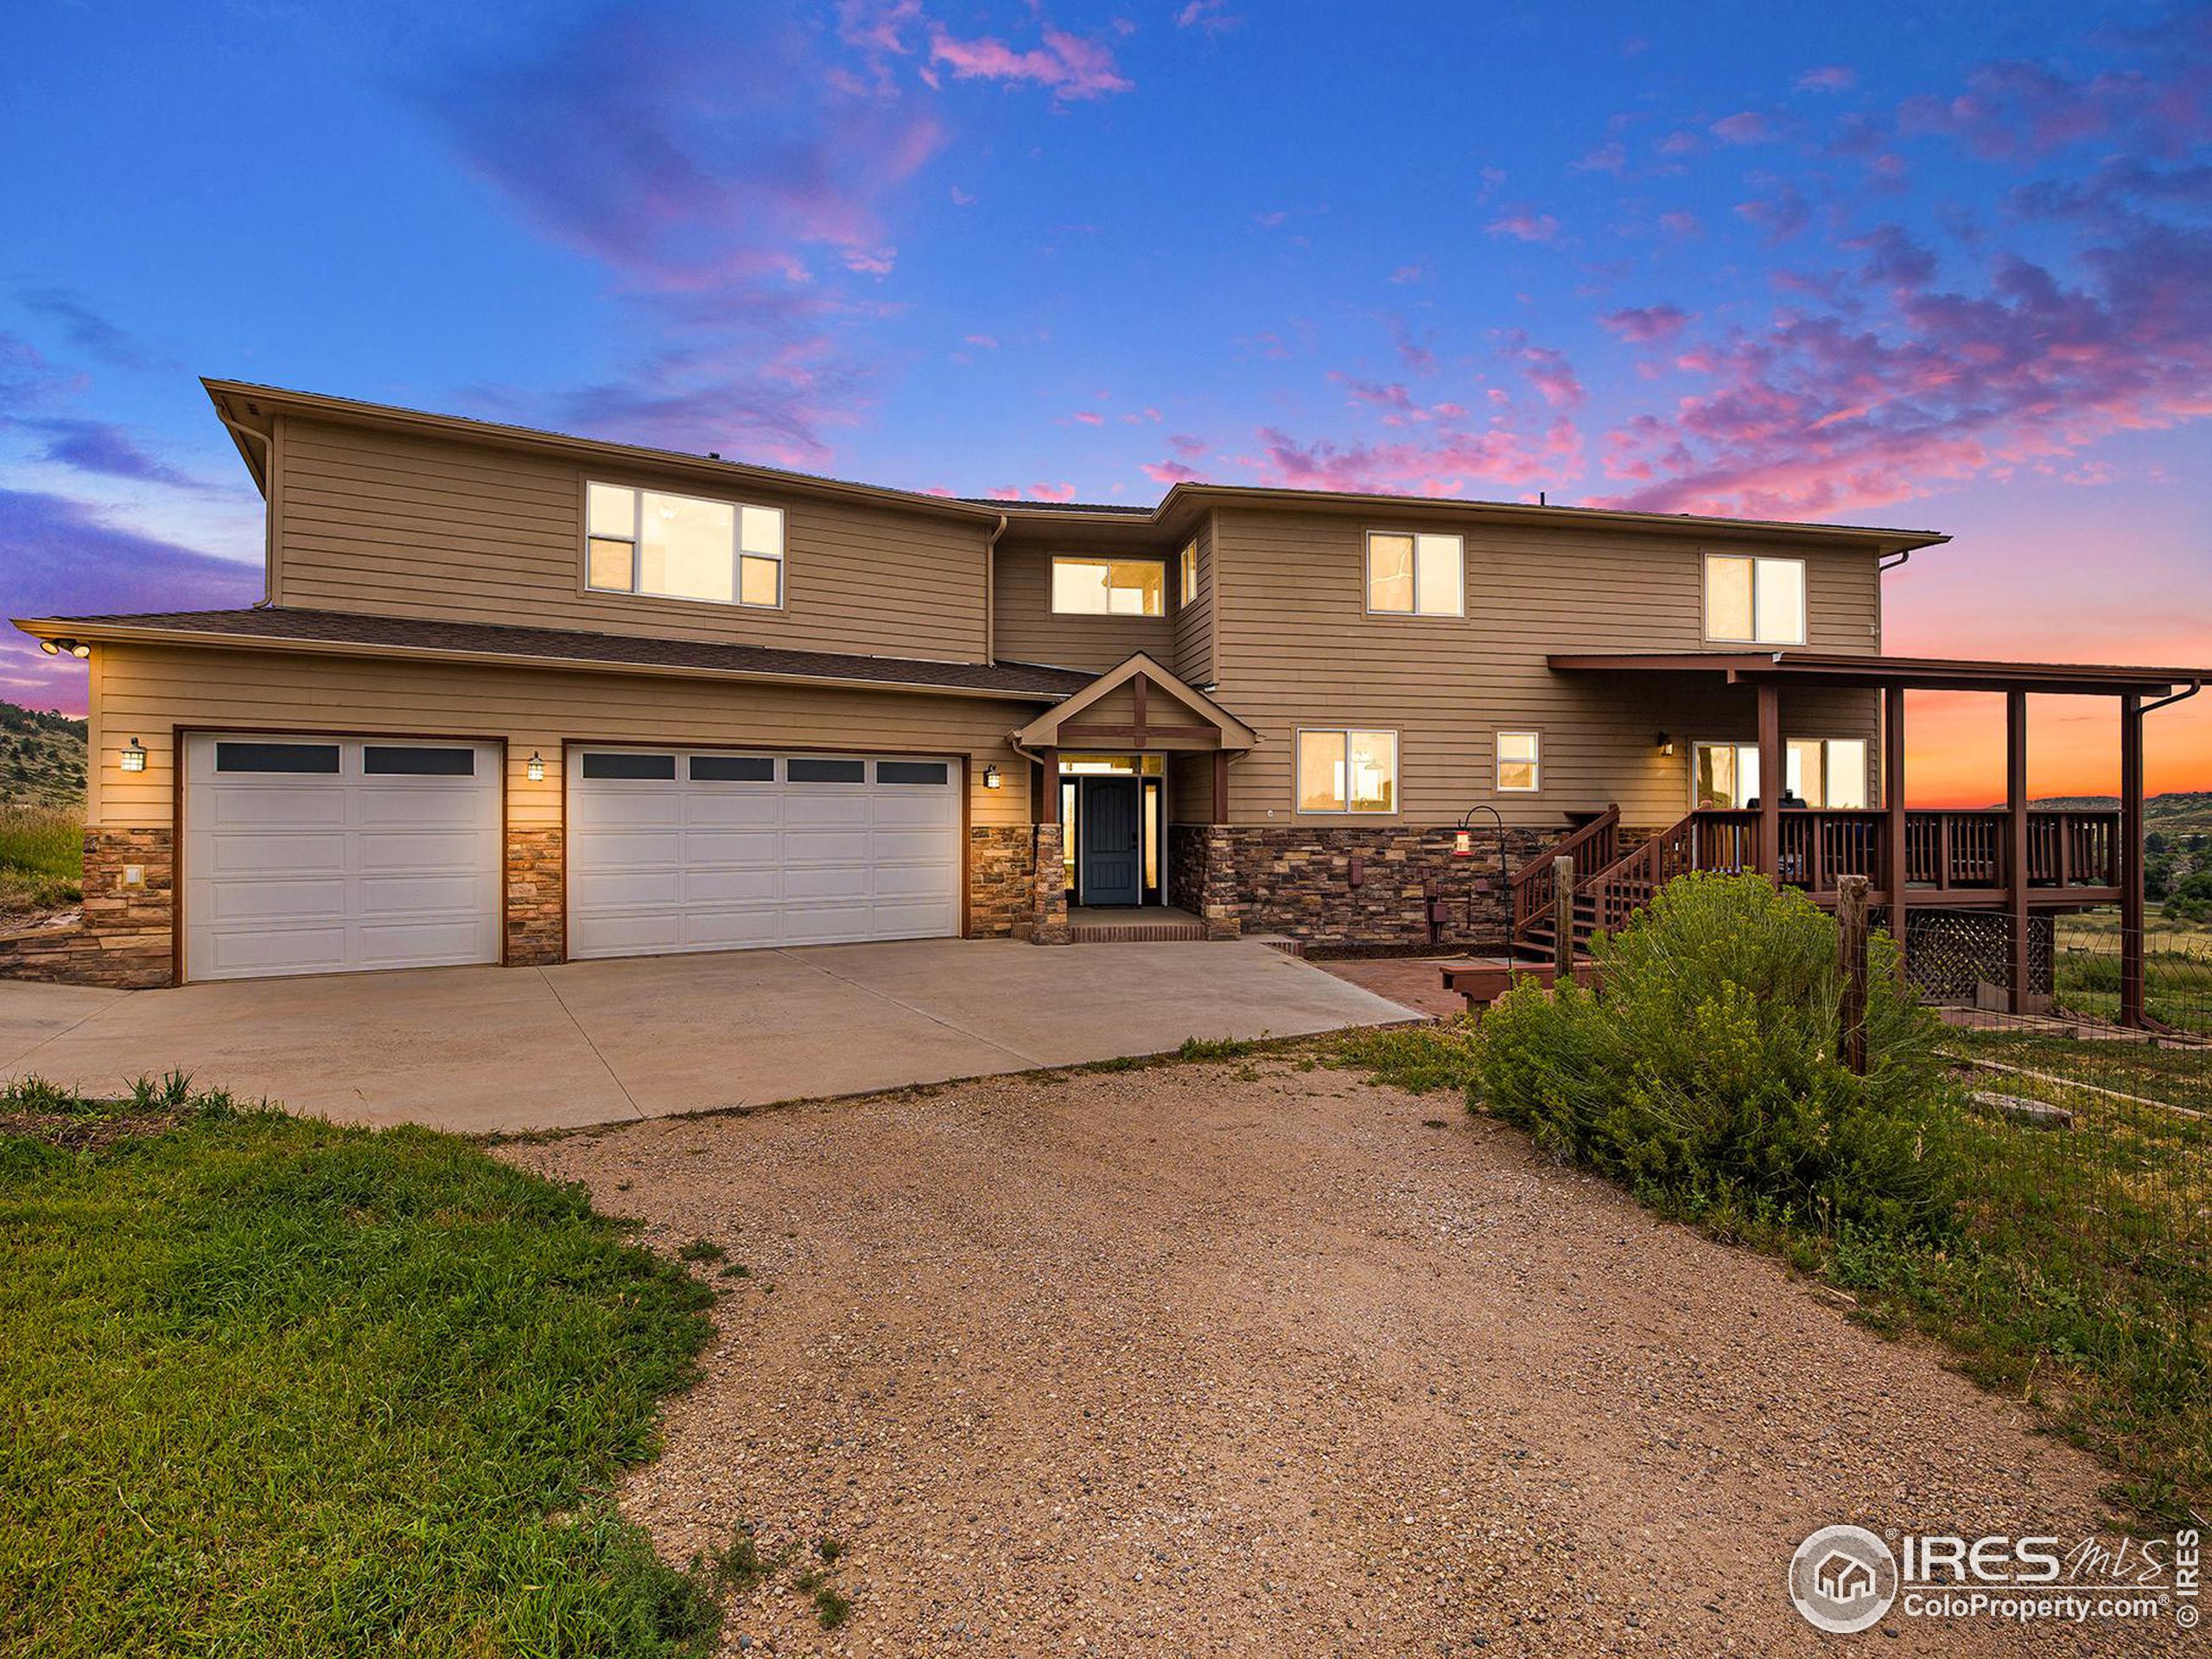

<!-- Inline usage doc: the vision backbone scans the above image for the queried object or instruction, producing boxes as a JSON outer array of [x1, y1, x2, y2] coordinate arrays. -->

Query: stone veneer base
[[0, 828, 176, 988]]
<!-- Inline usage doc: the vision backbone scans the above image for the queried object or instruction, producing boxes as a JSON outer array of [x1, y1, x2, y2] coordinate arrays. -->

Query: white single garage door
[[567, 747, 962, 959], [183, 734, 502, 982]]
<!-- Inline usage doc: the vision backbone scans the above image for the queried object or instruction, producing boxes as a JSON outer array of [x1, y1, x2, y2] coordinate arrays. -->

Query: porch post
[[1884, 683, 1909, 977], [1038, 747, 1058, 822], [2120, 692, 2146, 1027], [2005, 690, 2030, 1014], [1211, 749, 1229, 826], [1757, 681, 1782, 882]]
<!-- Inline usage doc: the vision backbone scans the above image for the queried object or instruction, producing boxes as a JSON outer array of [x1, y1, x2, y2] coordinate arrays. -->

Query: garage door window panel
[[363, 746, 476, 776], [215, 741, 340, 773], [582, 752, 677, 780]]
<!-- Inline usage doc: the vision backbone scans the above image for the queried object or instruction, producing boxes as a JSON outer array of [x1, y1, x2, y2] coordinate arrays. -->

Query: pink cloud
[[1029, 481, 1078, 501], [1387, 263, 1427, 284], [928, 23, 1132, 100], [1175, 0, 1242, 33], [1486, 212, 1560, 244], [1141, 459, 1202, 484], [1599, 303, 1694, 343], [1735, 182, 1812, 241], [1071, 410, 1104, 425], [1250, 420, 1582, 497], [1574, 141, 1628, 174], [1796, 65, 1856, 93], [1657, 211, 1703, 238], [1505, 337, 1586, 409], [1710, 111, 1773, 145]]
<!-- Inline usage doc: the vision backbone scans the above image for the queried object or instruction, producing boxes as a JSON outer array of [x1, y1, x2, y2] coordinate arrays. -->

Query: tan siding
[[1212, 509, 1883, 829], [271, 417, 990, 661], [90, 644, 1041, 835], [1172, 516, 1214, 683], [990, 543, 1175, 672]]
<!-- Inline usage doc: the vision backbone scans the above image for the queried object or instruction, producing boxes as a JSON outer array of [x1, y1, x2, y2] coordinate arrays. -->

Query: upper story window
[[1296, 728, 1398, 814], [587, 482, 785, 608], [1179, 542, 1198, 607], [1366, 531, 1464, 616], [1052, 556, 1165, 617], [1704, 554, 1804, 645]]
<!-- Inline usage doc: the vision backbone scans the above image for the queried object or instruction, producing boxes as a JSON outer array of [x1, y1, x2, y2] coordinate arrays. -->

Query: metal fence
[[1914, 907, 2209, 1499]]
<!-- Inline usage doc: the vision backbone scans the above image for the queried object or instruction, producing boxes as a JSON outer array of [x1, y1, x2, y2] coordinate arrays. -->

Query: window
[[363, 746, 474, 776], [582, 752, 677, 780], [1179, 542, 1199, 607], [786, 757, 865, 783], [1692, 738, 1869, 810], [215, 741, 340, 773], [1366, 531, 1464, 616], [1052, 557, 1165, 616], [1495, 731, 1541, 792], [1296, 728, 1398, 814], [587, 482, 785, 608], [876, 760, 950, 785], [689, 755, 774, 782], [1704, 554, 1805, 645]]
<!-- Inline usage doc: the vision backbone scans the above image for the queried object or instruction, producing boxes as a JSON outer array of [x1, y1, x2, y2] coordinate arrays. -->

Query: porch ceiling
[[1547, 650, 2206, 699]]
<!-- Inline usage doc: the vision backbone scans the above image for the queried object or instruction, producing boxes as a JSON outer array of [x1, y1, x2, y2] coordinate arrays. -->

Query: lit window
[[1496, 731, 1541, 792], [1367, 531, 1464, 616], [1052, 557, 1165, 616], [1297, 728, 1398, 814], [1691, 737, 1868, 810], [587, 482, 785, 608], [1179, 542, 1198, 607], [1704, 554, 1805, 645]]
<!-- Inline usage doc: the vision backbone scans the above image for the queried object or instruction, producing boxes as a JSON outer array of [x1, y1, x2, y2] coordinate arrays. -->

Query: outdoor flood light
[[526, 751, 546, 782], [40, 638, 89, 658], [1657, 731, 1675, 756], [982, 763, 1002, 789], [119, 737, 147, 772]]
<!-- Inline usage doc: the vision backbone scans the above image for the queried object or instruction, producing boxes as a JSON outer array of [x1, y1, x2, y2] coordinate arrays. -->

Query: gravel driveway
[[503, 1053, 2184, 1656]]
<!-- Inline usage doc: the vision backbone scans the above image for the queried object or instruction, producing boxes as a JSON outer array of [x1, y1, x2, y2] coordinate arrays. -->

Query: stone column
[[504, 827, 566, 966], [1200, 825, 1242, 940], [1029, 822, 1070, 944]]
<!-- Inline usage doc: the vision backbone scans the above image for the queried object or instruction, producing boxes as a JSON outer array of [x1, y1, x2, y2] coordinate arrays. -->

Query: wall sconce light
[[119, 737, 147, 772], [982, 763, 1002, 789], [1656, 731, 1675, 756], [526, 751, 546, 782], [1452, 828, 1473, 857], [39, 638, 89, 658]]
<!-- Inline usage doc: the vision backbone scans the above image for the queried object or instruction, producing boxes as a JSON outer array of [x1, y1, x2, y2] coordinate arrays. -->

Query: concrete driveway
[[0, 940, 1420, 1133]]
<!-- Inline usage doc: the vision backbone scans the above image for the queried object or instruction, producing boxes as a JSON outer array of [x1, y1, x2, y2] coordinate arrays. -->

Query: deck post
[[1836, 874, 1871, 1075], [1756, 682, 1782, 884], [2005, 691, 2030, 1014], [2120, 692, 2145, 1028], [1552, 855, 1574, 979], [1883, 683, 1909, 979]]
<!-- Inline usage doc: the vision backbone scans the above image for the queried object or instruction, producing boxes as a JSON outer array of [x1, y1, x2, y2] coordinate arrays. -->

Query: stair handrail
[[1570, 810, 1700, 945], [1509, 804, 1622, 944]]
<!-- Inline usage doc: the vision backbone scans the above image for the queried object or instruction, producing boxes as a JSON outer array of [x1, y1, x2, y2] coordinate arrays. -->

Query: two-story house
[[9, 380, 2192, 1024]]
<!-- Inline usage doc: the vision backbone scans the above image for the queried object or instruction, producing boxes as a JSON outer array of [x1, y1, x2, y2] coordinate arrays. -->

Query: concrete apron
[[0, 938, 1424, 1135]]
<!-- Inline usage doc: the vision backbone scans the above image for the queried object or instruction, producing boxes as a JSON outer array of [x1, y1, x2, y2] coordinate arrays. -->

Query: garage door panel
[[782, 827, 873, 862], [198, 830, 354, 878], [679, 907, 783, 950], [683, 793, 783, 828], [572, 828, 684, 867], [572, 791, 685, 829], [871, 863, 957, 899], [870, 828, 955, 861], [573, 870, 686, 909], [205, 786, 351, 829], [682, 868, 780, 904], [783, 797, 874, 829], [185, 735, 500, 982], [680, 828, 782, 861], [871, 795, 959, 828]]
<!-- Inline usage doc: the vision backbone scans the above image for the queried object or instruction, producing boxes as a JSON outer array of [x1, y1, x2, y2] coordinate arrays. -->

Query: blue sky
[[3, 0, 2208, 798]]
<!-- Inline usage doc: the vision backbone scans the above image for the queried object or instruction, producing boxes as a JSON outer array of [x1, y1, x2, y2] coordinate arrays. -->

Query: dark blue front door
[[1080, 778, 1141, 905]]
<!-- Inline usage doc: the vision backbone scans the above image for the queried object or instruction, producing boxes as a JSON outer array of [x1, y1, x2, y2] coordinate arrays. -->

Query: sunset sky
[[3, 0, 2207, 805]]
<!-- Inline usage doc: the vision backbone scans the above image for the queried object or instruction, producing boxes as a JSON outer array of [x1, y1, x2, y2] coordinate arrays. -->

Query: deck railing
[[1508, 804, 1619, 944], [1684, 807, 2121, 896]]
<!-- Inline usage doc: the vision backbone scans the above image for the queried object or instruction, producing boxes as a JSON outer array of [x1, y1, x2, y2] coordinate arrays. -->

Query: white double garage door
[[182, 734, 961, 981]]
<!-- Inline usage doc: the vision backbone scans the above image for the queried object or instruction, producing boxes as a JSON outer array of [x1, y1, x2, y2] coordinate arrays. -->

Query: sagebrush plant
[[1476, 873, 1961, 1236]]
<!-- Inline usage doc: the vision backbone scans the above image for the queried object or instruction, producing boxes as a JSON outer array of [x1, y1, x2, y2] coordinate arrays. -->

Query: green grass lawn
[[0, 1077, 721, 1658], [1335, 1018, 2212, 1525], [0, 804, 82, 919]]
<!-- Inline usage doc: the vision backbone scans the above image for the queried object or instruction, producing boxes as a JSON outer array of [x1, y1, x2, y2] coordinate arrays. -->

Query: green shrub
[[1475, 874, 1960, 1236]]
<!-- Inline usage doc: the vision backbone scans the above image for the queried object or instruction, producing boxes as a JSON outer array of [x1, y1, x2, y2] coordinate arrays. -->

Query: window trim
[[1293, 725, 1402, 817], [1701, 552, 1807, 646], [1363, 528, 1466, 619], [1494, 729, 1542, 794], [1179, 541, 1199, 607], [1050, 555, 1167, 618], [583, 480, 787, 612]]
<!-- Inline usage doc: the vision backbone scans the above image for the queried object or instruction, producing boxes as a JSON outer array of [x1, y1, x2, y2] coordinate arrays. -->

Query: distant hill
[[2031, 793, 2212, 838], [0, 700, 87, 808]]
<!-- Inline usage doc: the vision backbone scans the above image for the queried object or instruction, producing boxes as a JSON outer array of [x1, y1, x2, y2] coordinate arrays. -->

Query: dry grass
[[0, 804, 81, 923]]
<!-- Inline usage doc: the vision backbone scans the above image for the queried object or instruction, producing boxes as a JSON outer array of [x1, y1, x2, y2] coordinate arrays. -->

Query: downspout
[[984, 512, 1008, 664], [218, 410, 278, 607]]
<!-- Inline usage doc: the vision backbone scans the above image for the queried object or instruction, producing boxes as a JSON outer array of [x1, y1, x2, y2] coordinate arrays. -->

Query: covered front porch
[[1008, 652, 1257, 934], [1548, 651, 2205, 1024]]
